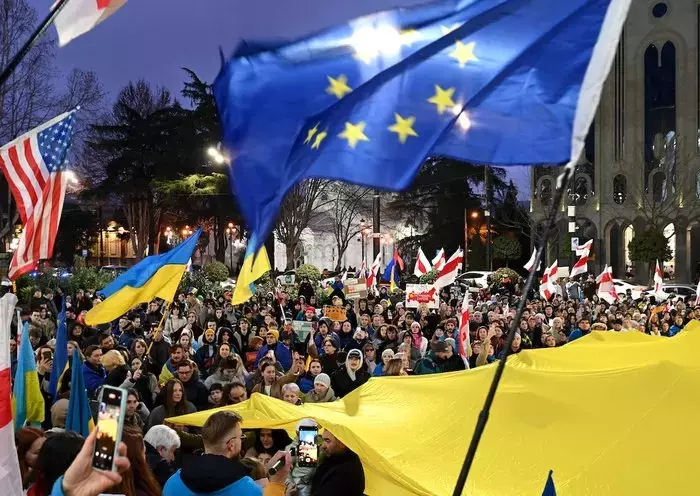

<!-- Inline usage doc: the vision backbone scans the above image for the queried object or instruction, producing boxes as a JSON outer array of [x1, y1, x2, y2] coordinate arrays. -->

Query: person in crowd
[[331, 349, 370, 398], [102, 349, 130, 388], [305, 373, 336, 403], [282, 383, 303, 405], [179, 329, 198, 358], [124, 389, 150, 431], [147, 322, 171, 373], [145, 379, 197, 431], [195, 327, 218, 373], [82, 345, 106, 398], [109, 428, 162, 496], [373, 348, 394, 377], [159, 344, 186, 387], [204, 355, 248, 389], [164, 305, 187, 339], [144, 424, 180, 487], [16, 427, 45, 491], [244, 429, 292, 459], [414, 341, 467, 374], [175, 360, 210, 411], [35, 431, 85, 496], [310, 429, 365, 495], [254, 329, 292, 371], [382, 357, 407, 376], [251, 361, 298, 399], [222, 381, 249, 405], [163, 411, 291, 496]]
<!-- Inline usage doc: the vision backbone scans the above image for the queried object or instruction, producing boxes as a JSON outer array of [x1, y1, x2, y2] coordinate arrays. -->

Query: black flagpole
[[0, 0, 73, 89], [451, 163, 574, 496]]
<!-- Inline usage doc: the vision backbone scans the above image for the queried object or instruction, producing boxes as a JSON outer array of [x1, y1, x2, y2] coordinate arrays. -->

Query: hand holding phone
[[92, 386, 127, 472], [296, 425, 319, 468]]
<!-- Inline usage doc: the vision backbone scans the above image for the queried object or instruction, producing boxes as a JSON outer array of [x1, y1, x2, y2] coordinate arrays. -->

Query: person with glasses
[[163, 411, 291, 496], [175, 360, 209, 411]]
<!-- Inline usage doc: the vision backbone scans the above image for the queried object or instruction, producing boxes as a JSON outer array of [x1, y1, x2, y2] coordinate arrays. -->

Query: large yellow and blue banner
[[85, 228, 201, 325]]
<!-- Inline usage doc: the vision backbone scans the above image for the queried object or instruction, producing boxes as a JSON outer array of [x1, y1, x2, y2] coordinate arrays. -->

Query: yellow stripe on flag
[[232, 246, 271, 305]]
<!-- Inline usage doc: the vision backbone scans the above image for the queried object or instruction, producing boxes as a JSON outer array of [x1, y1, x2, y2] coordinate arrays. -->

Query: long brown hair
[[164, 379, 189, 416], [15, 427, 44, 488], [110, 428, 161, 496]]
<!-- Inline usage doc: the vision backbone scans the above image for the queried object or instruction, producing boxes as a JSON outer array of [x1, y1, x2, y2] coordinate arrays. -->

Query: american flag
[[0, 111, 76, 280]]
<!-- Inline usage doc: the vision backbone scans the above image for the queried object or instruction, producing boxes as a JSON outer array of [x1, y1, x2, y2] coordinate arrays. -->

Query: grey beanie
[[314, 373, 331, 388]]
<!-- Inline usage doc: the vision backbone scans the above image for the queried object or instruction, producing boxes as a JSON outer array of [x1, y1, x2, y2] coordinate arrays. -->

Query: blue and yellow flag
[[542, 470, 557, 496], [215, 0, 630, 256], [13, 322, 45, 428], [65, 349, 95, 436], [231, 238, 270, 305], [85, 228, 202, 325], [49, 297, 68, 400]]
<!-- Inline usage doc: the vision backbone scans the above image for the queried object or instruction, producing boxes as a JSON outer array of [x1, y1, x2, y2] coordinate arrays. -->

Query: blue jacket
[[163, 454, 261, 496], [567, 327, 589, 342], [669, 324, 682, 337], [254, 342, 292, 370], [82, 362, 106, 398]]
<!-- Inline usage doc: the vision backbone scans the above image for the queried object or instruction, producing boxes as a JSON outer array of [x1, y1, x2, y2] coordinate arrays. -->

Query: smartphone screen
[[297, 427, 318, 467], [92, 386, 126, 471]]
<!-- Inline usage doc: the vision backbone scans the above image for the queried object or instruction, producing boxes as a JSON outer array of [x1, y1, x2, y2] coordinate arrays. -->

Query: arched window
[[644, 41, 676, 188], [540, 179, 552, 206], [652, 171, 666, 203], [613, 174, 627, 204]]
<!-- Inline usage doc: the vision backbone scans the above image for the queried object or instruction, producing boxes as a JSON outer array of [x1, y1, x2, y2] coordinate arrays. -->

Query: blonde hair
[[101, 349, 125, 370]]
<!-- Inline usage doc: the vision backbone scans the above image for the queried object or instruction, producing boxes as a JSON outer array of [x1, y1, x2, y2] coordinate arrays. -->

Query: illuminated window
[[613, 174, 627, 204]]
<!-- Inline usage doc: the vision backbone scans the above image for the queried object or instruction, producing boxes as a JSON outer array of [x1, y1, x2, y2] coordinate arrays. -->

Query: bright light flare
[[348, 25, 402, 63], [65, 170, 79, 185], [452, 104, 472, 132]]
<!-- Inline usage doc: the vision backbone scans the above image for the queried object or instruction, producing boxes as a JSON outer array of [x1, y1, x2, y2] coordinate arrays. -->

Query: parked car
[[641, 284, 697, 301], [612, 279, 645, 300], [455, 271, 493, 291], [100, 265, 128, 277]]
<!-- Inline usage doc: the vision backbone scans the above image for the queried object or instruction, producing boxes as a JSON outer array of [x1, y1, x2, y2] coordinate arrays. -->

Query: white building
[[530, 0, 700, 283]]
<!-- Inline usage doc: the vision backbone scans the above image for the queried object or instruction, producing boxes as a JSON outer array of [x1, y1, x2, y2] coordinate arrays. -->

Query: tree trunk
[[285, 242, 296, 270], [214, 216, 227, 262]]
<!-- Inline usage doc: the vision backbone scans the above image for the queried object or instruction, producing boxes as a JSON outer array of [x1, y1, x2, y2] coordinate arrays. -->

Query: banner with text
[[405, 284, 439, 309]]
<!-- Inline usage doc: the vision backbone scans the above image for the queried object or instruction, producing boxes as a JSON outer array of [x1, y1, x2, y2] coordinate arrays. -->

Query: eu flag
[[215, 0, 631, 254]]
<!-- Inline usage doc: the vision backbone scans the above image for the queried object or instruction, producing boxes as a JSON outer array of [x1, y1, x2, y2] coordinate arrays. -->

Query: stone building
[[531, 0, 700, 283]]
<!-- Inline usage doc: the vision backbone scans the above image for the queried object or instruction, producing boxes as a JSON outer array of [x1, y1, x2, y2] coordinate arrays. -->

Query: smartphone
[[296, 426, 319, 468], [41, 349, 53, 361], [92, 385, 127, 471]]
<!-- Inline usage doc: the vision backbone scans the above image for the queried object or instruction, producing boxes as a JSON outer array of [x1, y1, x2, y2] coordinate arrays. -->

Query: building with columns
[[531, 0, 700, 283]]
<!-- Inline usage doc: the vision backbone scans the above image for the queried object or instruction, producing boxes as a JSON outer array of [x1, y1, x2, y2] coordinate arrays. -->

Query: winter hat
[[314, 373, 331, 388], [266, 329, 280, 340], [381, 349, 395, 360], [431, 341, 449, 353], [209, 382, 224, 393], [444, 337, 457, 351]]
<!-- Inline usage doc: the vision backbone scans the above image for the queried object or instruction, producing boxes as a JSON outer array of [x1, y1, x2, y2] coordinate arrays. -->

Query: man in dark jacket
[[254, 329, 292, 371], [82, 345, 106, 398], [144, 425, 180, 487], [176, 361, 210, 410], [163, 411, 291, 496], [414, 341, 467, 375], [311, 429, 365, 496]]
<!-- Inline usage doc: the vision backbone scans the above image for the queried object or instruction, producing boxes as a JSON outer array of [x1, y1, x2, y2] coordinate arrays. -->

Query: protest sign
[[323, 305, 347, 322], [292, 321, 314, 342], [405, 284, 439, 309], [345, 279, 367, 300]]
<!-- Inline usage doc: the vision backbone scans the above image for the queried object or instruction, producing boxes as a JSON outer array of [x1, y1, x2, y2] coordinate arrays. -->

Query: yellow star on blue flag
[[214, 0, 631, 258]]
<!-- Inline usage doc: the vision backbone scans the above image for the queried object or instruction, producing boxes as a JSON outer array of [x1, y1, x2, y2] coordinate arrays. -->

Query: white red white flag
[[575, 239, 593, 256], [654, 260, 664, 296], [539, 261, 558, 300], [365, 253, 382, 293], [0, 112, 76, 280], [524, 246, 538, 272], [413, 247, 432, 277], [458, 290, 470, 360], [432, 248, 446, 272], [695, 279, 700, 306], [570, 253, 589, 278], [433, 248, 463, 289], [0, 293, 22, 496], [596, 265, 619, 301], [54, 0, 127, 46]]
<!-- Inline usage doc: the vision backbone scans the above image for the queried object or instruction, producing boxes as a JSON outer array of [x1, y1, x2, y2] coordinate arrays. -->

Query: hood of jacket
[[179, 454, 251, 493]]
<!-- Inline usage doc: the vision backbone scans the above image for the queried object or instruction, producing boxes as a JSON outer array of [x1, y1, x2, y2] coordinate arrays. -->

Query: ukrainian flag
[[13, 322, 45, 428], [65, 349, 95, 436], [231, 236, 270, 305], [85, 228, 202, 326]]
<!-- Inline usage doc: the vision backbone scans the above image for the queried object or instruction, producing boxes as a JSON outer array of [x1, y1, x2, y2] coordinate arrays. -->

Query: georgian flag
[[414, 247, 432, 277], [54, 0, 127, 46]]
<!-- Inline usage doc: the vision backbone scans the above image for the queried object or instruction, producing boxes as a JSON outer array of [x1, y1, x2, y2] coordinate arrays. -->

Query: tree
[[316, 183, 372, 270], [492, 236, 521, 267], [53, 205, 99, 265], [0, 0, 104, 241], [275, 179, 330, 269], [627, 227, 672, 280]]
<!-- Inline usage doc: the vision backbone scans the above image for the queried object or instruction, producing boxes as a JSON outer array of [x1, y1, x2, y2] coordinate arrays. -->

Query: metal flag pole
[[451, 163, 574, 496], [0, 0, 72, 89]]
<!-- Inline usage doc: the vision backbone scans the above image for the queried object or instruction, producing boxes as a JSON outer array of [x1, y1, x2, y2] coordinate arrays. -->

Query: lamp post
[[465, 211, 479, 270], [568, 205, 577, 271], [164, 226, 173, 246], [226, 222, 237, 272], [372, 193, 381, 259], [485, 209, 492, 271]]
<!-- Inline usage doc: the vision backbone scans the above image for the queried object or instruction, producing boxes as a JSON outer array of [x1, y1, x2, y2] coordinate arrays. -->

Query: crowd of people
[[10, 268, 696, 496]]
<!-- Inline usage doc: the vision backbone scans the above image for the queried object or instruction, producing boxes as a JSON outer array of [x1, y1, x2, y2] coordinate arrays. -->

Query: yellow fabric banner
[[169, 324, 700, 495]]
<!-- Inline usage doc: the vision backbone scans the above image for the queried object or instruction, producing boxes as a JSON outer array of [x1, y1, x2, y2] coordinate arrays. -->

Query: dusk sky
[[27, 0, 530, 197]]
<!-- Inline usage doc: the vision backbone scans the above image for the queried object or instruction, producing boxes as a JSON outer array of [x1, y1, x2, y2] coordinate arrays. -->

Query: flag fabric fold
[[12, 322, 44, 429], [0, 293, 23, 496], [570, 240, 592, 278], [414, 247, 432, 277], [433, 248, 463, 289], [231, 243, 271, 305], [54, 0, 127, 46], [540, 261, 559, 300], [524, 246, 538, 272], [0, 111, 77, 280], [48, 298, 68, 399], [215, 0, 632, 257], [85, 229, 202, 325], [458, 290, 470, 361], [65, 349, 95, 437], [365, 253, 382, 293], [596, 265, 619, 302], [432, 248, 446, 273]]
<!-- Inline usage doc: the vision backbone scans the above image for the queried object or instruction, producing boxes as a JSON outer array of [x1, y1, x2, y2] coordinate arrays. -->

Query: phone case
[[93, 385, 127, 472]]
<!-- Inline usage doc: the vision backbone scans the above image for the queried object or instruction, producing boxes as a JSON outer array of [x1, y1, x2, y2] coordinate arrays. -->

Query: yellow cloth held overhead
[[168, 323, 700, 495], [232, 246, 270, 305]]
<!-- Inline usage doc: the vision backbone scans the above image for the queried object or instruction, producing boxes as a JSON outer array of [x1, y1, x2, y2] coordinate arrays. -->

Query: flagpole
[[145, 301, 172, 358], [451, 163, 574, 495], [0, 0, 73, 89]]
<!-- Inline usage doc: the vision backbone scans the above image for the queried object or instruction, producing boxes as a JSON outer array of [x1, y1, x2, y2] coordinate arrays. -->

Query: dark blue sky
[[28, 0, 529, 196]]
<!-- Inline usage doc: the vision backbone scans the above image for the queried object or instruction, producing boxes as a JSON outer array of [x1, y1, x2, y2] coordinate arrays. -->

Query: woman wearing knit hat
[[372, 349, 394, 377], [305, 373, 336, 403], [330, 349, 370, 399]]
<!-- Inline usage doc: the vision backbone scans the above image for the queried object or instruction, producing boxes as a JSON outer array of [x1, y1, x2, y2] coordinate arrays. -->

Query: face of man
[[348, 356, 361, 371], [89, 348, 103, 366], [101, 336, 114, 350], [132, 317, 142, 329], [359, 315, 369, 327], [266, 334, 277, 346], [177, 364, 193, 382], [321, 431, 346, 457], [224, 424, 244, 460], [171, 348, 184, 363], [127, 394, 139, 415], [229, 386, 247, 404]]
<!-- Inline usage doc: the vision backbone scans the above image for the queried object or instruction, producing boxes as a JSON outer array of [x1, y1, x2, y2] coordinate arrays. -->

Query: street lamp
[[181, 225, 193, 238], [207, 143, 230, 165], [164, 226, 173, 245], [226, 223, 237, 272], [360, 219, 369, 262]]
